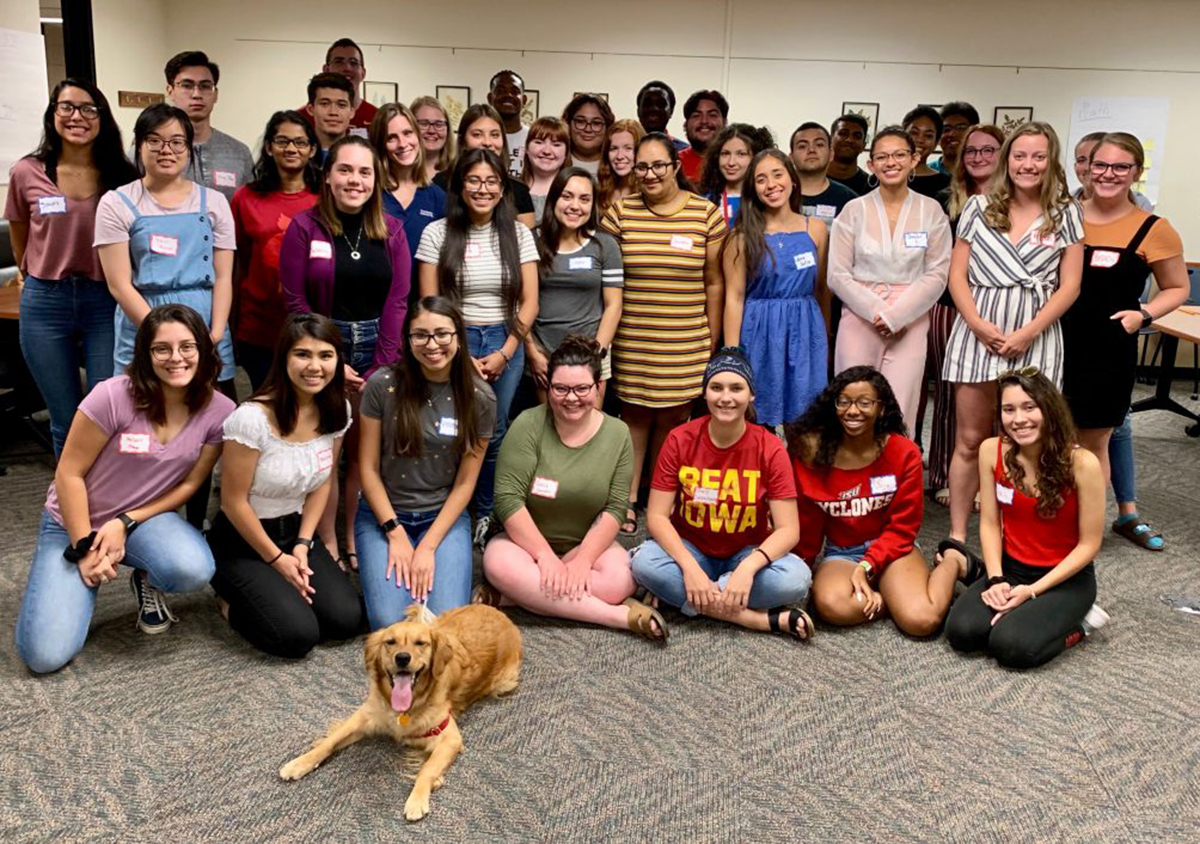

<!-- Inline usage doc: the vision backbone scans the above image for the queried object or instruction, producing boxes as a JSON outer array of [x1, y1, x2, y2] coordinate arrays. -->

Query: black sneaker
[[130, 570, 179, 634]]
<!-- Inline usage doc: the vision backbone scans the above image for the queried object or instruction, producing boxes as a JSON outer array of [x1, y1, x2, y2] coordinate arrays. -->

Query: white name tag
[[692, 487, 719, 504], [438, 416, 458, 437], [531, 476, 559, 498], [213, 170, 237, 188], [1035, 232, 1057, 248], [794, 251, 816, 270], [317, 447, 333, 471], [816, 204, 837, 218], [419, 209, 435, 218], [119, 433, 152, 454], [309, 240, 332, 260], [995, 482, 1015, 505], [1090, 249, 1121, 268], [869, 474, 897, 495], [669, 234, 693, 251], [904, 231, 929, 249], [465, 243, 481, 259], [569, 256, 593, 270], [149, 234, 179, 256], [38, 195, 67, 215], [349, 127, 369, 139]]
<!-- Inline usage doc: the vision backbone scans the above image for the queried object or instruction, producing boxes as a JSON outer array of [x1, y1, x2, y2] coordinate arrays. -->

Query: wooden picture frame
[[994, 106, 1034, 135], [364, 81, 398, 108], [840, 101, 880, 143]]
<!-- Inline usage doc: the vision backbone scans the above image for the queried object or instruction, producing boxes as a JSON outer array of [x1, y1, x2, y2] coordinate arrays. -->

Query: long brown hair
[[389, 296, 481, 458], [596, 118, 644, 211], [982, 121, 1075, 237], [996, 370, 1078, 518], [250, 313, 348, 436], [370, 102, 430, 189], [127, 304, 218, 425], [410, 95, 455, 173], [317, 135, 389, 239], [723, 149, 804, 286], [947, 123, 1004, 219]]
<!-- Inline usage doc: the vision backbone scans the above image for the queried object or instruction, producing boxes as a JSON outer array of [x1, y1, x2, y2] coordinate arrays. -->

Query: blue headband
[[703, 347, 755, 394]]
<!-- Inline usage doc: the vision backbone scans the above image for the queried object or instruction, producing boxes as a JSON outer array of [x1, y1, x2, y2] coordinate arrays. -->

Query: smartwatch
[[117, 512, 139, 535], [1140, 307, 1154, 329], [294, 537, 315, 550], [379, 517, 402, 536], [63, 531, 98, 563]]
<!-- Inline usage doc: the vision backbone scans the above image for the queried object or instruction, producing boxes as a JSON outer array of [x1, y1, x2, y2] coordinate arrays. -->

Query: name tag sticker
[[309, 240, 332, 260], [1036, 233, 1057, 248], [438, 416, 458, 437], [794, 251, 816, 270], [38, 196, 67, 215], [531, 476, 559, 498], [569, 256, 593, 270], [995, 483, 1015, 505], [669, 234, 693, 251], [465, 243, 481, 259], [317, 448, 333, 471], [692, 487, 719, 505], [149, 234, 179, 256], [119, 433, 152, 454], [349, 127, 369, 139], [1090, 249, 1121, 268], [213, 170, 237, 188], [904, 231, 929, 249], [419, 209, 435, 218], [816, 204, 837, 218], [869, 474, 897, 495]]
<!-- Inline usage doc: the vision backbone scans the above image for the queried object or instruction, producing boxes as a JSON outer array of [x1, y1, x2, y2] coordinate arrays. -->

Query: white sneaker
[[1082, 603, 1110, 636]]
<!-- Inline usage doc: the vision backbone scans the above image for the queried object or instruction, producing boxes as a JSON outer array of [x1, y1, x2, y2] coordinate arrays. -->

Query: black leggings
[[208, 511, 363, 659], [945, 554, 1096, 670]]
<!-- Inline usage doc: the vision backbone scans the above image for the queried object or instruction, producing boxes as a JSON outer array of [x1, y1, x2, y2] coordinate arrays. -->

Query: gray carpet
[[2, 386, 1200, 843]]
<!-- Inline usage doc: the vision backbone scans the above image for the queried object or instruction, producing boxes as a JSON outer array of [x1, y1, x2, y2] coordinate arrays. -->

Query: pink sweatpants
[[482, 534, 636, 630], [835, 307, 931, 437]]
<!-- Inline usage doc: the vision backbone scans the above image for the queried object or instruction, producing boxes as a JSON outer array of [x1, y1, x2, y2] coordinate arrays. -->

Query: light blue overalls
[[112, 185, 235, 380]]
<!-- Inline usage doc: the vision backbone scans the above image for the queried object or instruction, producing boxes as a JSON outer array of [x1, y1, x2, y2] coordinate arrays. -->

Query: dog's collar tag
[[396, 714, 410, 725]]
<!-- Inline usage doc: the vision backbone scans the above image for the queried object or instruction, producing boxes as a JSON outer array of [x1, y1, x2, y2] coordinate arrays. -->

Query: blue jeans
[[467, 323, 524, 517], [1109, 409, 1136, 505], [331, 317, 379, 374], [18, 275, 116, 456], [354, 498, 473, 629], [631, 538, 812, 617], [15, 510, 215, 673]]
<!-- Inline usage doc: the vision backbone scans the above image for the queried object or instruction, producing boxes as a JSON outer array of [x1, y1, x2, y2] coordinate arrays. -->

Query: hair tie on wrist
[[267, 549, 284, 564]]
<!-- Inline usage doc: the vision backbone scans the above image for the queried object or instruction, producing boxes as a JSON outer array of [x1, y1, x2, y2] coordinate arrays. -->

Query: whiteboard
[[0, 27, 49, 186], [1066, 96, 1170, 204]]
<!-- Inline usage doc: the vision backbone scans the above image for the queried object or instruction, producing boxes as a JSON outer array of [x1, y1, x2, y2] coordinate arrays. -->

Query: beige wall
[[1, 0, 44, 209]]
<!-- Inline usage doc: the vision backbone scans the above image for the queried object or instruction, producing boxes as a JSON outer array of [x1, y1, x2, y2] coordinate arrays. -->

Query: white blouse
[[222, 401, 353, 519], [828, 189, 952, 331]]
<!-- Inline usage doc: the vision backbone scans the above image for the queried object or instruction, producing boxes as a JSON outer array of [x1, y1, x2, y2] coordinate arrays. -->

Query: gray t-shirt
[[188, 128, 255, 202], [361, 368, 497, 513], [533, 231, 623, 354]]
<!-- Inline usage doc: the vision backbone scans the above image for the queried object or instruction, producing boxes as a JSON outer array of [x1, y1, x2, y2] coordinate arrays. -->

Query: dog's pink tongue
[[391, 674, 413, 712]]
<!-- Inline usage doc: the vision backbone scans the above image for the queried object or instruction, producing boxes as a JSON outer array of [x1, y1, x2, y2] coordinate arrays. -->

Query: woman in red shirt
[[945, 368, 1106, 669], [632, 348, 814, 640], [789, 365, 977, 636]]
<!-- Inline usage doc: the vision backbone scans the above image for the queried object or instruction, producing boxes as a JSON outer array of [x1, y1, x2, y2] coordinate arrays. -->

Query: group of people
[[7, 37, 1186, 675]]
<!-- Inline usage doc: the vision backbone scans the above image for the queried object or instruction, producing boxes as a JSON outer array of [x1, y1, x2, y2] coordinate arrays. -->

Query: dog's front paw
[[404, 788, 431, 821], [279, 756, 316, 781]]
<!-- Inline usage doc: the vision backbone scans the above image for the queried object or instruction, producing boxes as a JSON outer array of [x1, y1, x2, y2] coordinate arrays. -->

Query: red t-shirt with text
[[651, 417, 796, 559]]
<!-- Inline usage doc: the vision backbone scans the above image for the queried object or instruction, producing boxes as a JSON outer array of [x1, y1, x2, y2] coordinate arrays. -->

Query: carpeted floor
[[2, 386, 1199, 843]]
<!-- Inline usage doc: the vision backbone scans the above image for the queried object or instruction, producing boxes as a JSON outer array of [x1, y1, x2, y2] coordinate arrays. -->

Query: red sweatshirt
[[792, 434, 923, 576]]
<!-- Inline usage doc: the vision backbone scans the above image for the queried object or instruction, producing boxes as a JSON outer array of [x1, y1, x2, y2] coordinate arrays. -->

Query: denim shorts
[[820, 541, 872, 566]]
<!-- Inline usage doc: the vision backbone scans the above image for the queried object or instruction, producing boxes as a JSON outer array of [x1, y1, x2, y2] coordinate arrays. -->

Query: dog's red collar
[[417, 710, 452, 739]]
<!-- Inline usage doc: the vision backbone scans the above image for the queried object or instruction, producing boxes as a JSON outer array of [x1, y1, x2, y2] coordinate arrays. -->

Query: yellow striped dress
[[600, 192, 727, 408]]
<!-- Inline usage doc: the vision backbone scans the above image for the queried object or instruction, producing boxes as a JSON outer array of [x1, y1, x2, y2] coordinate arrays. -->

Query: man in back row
[[826, 113, 871, 196], [677, 89, 728, 183], [299, 38, 377, 131], [789, 121, 858, 228]]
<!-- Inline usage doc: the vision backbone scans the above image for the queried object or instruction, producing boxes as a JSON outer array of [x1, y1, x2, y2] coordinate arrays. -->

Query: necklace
[[342, 225, 363, 261]]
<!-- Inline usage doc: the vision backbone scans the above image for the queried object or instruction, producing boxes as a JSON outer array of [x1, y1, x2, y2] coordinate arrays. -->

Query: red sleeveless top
[[993, 439, 1079, 568]]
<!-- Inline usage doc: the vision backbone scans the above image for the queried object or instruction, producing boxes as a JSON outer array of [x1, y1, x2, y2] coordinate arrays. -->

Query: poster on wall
[[0, 27, 49, 186], [1067, 96, 1170, 204]]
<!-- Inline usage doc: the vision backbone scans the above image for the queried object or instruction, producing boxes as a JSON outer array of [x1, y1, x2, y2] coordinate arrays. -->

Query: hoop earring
[[908, 170, 915, 183], [866, 173, 878, 189]]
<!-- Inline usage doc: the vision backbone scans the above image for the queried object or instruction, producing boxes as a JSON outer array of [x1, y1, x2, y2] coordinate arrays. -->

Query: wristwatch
[[63, 531, 98, 563], [1140, 307, 1154, 329], [117, 512, 140, 535], [379, 517, 402, 536], [294, 537, 315, 550]]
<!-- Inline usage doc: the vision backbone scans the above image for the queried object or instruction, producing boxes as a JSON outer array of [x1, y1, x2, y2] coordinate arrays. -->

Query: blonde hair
[[947, 124, 1005, 219], [983, 121, 1074, 236], [520, 116, 573, 186], [369, 102, 430, 189], [597, 118, 645, 211], [409, 95, 455, 173]]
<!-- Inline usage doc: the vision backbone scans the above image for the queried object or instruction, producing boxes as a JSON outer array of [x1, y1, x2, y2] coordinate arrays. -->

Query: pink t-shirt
[[3, 157, 105, 281], [44, 375, 235, 530], [93, 180, 236, 249]]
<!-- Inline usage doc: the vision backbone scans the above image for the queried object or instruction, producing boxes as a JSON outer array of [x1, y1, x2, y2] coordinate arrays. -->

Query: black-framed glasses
[[963, 145, 999, 159], [54, 101, 100, 119], [145, 136, 189, 153], [464, 176, 502, 192], [632, 161, 672, 177], [1090, 161, 1136, 177], [549, 382, 597, 399], [571, 117, 607, 132], [409, 329, 456, 347], [272, 136, 312, 151], [416, 119, 448, 132], [173, 80, 215, 94], [835, 396, 879, 412], [150, 342, 199, 361]]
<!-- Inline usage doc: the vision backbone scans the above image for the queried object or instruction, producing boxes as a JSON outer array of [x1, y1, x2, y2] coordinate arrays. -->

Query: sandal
[[471, 581, 503, 607], [1112, 516, 1164, 551], [623, 597, 668, 643], [767, 606, 815, 642], [936, 538, 985, 584], [620, 504, 640, 535], [932, 487, 950, 508]]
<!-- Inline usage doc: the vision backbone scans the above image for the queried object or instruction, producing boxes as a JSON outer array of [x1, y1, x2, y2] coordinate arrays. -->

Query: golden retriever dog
[[279, 604, 521, 820]]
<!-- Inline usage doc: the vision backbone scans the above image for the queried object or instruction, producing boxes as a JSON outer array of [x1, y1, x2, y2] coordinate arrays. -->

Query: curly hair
[[785, 366, 906, 469], [982, 121, 1076, 237], [996, 370, 1078, 519]]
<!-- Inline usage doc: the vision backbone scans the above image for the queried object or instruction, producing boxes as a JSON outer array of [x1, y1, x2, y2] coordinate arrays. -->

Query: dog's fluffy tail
[[404, 603, 438, 626]]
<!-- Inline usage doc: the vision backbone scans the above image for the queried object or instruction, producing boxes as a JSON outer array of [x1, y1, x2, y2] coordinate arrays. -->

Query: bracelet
[[858, 559, 873, 579], [753, 548, 771, 565], [1026, 586, 1037, 599], [498, 347, 512, 363], [266, 549, 284, 564]]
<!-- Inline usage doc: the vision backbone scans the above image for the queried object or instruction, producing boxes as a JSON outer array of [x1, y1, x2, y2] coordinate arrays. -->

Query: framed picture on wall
[[436, 86, 472, 130], [364, 81, 398, 108], [841, 101, 880, 143], [522, 89, 539, 125], [995, 106, 1034, 136]]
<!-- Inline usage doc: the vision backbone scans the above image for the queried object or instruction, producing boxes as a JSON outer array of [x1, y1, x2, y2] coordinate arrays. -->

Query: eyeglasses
[[272, 136, 313, 151], [144, 136, 189, 153], [328, 57, 363, 69], [572, 117, 607, 132], [150, 341, 199, 361], [1090, 161, 1136, 177], [835, 396, 879, 412], [963, 145, 999, 159], [173, 81, 215, 94], [464, 176, 503, 192], [54, 101, 100, 119], [998, 366, 1041, 379], [409, 329, 456, 347], [416, 119, 448, 132], [870, 151, 911, 164], [549, 382, 597, 399], [632, 161, 672, 177]]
